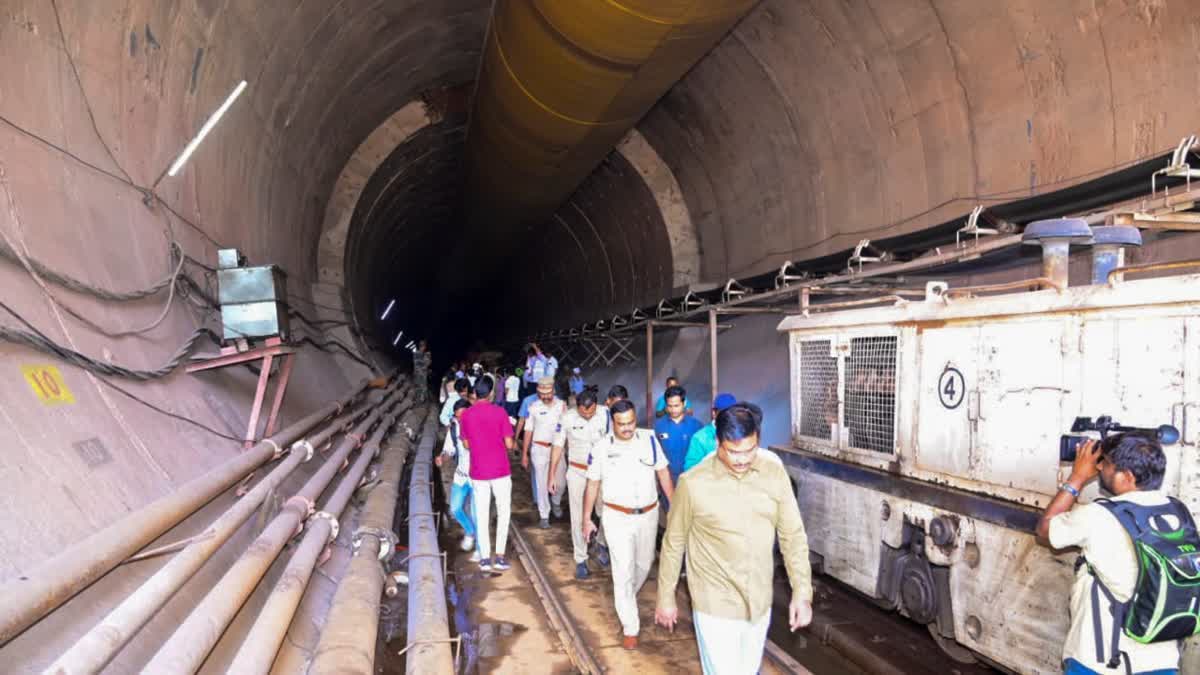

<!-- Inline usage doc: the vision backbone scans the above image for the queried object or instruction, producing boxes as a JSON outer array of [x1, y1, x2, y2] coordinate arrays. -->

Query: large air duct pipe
[[462, 0, 758, 249], [0, 376, 381, 647], [1021, 218, 1094, 289]]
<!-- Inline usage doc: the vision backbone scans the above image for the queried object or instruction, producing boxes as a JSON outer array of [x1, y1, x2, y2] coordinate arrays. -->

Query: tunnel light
[[392, 332, 403, 346], [381, 299, 396, 321], [167, 80, 249, 177]]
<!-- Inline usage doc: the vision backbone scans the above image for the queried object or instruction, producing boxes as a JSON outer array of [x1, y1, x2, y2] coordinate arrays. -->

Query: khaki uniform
[[526, 397, 567, 520], [552, 406, 610, 563], [586, 429, 668, 637]]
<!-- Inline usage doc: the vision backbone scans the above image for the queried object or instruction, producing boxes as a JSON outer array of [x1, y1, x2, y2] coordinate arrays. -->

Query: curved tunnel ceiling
[[8, 0, 1198, 364]]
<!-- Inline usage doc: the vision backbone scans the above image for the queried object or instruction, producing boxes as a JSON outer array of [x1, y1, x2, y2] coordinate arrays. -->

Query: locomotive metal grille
[[797, 339, 838, 441], [842, 336, 898, 453]]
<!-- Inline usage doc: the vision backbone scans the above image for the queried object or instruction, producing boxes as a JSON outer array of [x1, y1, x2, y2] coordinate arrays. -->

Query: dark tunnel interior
[[7, 1, 1200, 672]]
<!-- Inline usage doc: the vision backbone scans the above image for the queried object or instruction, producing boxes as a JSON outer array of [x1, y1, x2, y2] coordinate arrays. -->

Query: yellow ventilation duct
[[464, 0, 758, 233]]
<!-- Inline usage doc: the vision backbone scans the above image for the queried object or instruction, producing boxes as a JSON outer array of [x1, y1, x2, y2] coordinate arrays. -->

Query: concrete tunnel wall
[[2, 0, 1200, 670]]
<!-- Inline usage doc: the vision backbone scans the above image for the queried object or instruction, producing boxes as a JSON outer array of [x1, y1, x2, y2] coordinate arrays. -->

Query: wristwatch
[[1059, 483, 1081, 498]]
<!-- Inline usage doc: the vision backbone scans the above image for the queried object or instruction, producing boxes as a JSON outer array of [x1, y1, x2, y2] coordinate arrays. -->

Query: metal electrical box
[[216, 249, 289, 342]]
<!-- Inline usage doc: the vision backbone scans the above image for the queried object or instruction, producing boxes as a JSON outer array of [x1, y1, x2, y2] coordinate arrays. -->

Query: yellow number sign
[[21, 364, 75, 405]]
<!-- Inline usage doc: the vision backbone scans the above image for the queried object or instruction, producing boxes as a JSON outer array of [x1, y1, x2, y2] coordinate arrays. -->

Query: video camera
[[1060, 415, 1181, 462]]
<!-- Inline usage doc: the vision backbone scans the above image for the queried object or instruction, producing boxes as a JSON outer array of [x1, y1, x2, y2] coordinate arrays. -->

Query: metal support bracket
[[775, 260, 808, 289], [1153, 135, 1200, 196], [187, 336, 297, 449], [847, 239, 891, 274], [722, 278, 750, 304], [956, 205, 999, 245]]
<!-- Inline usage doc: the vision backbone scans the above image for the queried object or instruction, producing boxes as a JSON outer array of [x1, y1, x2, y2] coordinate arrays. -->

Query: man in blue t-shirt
[[513, 391, 539, 438], [654, 376, 691, 418], [683, 392, 738, 472], [655, 385, 705, 495]]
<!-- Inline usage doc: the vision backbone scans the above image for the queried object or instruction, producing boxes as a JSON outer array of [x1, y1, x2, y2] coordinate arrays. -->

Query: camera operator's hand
[[1068, 438, 1103, 486]]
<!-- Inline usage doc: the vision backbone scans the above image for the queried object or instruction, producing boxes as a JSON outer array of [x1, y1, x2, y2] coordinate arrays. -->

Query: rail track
[[443, 458, 1002, 674]]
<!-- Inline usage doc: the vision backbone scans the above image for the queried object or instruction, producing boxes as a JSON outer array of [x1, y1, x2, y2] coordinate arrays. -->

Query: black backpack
[[1082, 497, 1200, 672]]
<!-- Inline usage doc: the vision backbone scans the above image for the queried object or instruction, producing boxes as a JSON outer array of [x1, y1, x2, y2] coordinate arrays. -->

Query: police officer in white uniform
[[522, 376, 568, 528], [549, 387, 611, 579], [581, 399, 674, 650]]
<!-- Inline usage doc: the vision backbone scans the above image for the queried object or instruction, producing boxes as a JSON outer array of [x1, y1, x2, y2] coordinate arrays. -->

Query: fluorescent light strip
[[167, 80, 249, 177], [381, 299, 396, 321], [392, 332, 403, 346]]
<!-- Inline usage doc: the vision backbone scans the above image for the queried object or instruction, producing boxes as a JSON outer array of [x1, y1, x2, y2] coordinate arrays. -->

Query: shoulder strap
[[1090, 575, 1131, 673], [450, 420, 460, 449], [649, 432, 659, 464]]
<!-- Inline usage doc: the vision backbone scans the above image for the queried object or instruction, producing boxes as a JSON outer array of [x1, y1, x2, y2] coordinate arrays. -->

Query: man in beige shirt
[[655, 402, 813, 674], [582, 399, 674, 650]]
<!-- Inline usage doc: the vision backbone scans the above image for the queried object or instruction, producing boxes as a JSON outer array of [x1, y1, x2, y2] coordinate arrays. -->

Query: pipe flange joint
[[286, 495, 316, 519], [353, 526, 399, 562], [347, 432, 366, 449], [264, 438, 283, 460], [293, 439, 315, 462], [312, 510, 340, 541]]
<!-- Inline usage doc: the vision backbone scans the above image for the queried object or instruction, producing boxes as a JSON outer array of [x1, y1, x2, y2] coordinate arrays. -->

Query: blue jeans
[[449, 481, 475, 538], [1064, 658, 1176, 674]]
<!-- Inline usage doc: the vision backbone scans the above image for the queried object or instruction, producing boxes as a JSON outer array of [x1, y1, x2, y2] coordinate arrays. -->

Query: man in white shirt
[[523, 377, 568, 528], [1037, 433, 1180, 674], [549, 387, 611, 578], [581, 399, 674, 650], [504, 368, 522, 419], [440, 377, 470, 427]]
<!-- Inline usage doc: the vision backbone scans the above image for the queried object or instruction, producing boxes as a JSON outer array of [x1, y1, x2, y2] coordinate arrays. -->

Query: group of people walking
[[434, 362, 814, 673]]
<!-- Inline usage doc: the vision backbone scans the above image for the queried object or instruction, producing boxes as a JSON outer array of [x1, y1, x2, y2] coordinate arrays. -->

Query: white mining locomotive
[[775, 222, 1200, 673]]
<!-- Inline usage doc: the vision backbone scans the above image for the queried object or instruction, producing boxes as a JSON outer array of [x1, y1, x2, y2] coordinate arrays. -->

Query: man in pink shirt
[[459, 376, 515, 572]]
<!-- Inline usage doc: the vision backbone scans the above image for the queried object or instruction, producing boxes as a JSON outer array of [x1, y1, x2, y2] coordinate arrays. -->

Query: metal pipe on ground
[[227, 406, 426, 675], [308, 407, 433, 674], [405, 411, 453, 674], [142, 387, 411, 673], [0, 377, 376, 646], [45, 382, 401, 675]]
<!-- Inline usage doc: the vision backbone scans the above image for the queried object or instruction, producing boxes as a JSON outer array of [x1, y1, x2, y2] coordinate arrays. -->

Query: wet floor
[[400, 448, 1002, 674]]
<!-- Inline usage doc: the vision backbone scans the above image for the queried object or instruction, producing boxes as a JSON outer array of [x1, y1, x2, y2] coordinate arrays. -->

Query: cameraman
[[1035, 434, 1179, 674]]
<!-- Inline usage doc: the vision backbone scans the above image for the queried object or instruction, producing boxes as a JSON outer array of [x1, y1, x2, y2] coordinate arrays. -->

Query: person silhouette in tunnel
[[412, 339, 431, 402]]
